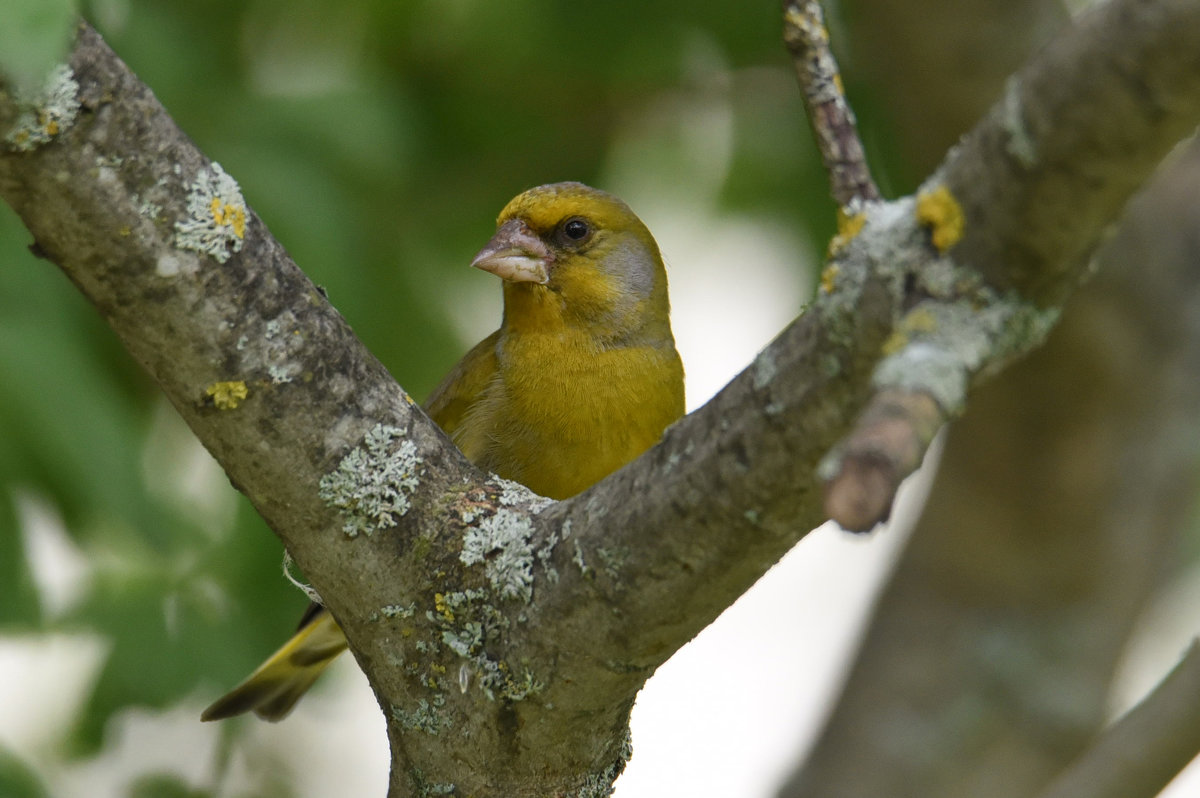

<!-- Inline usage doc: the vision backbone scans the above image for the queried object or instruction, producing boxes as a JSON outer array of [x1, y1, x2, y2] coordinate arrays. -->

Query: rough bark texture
[[2, 1, 1200, 795]]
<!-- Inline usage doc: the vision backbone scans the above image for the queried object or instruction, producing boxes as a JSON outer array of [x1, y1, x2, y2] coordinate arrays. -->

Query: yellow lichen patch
[[175, 162, 247, 263], [882, 308, 941, 356], [903, 307, 938, 335], [820, 264, 840, 294], [916, 185, 965, 253], [827, 208, 866, 258], [206, 380, 249, 409], [881, 331, 908, 357], [5, 66, 80, 152], [434, 592, 455, 623], [210, 196, 247, 238]]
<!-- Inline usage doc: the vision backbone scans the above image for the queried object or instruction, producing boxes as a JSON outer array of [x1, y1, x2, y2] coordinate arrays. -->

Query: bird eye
[[561, 217, 591, 242]]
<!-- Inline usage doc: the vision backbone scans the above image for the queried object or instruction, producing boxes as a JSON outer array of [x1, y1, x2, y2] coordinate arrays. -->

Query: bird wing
[[422, 329, 500, 436]]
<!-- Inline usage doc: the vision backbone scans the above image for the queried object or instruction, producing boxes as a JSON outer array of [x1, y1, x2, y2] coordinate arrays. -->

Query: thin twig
[[782, 0, 879, 206], [822, 390, 941, 531]]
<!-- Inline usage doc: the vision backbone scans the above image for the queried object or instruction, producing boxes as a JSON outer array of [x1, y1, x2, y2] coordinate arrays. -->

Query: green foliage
[[0, 746, 49, 798], [0, 0, 77, 90]]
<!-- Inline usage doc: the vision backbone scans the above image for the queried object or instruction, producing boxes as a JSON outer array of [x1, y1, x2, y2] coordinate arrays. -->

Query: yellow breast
[[454, 327, 684, 500]]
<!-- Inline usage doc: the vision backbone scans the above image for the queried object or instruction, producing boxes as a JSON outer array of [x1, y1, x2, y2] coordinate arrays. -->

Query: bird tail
[[201, 607, 348, 722]]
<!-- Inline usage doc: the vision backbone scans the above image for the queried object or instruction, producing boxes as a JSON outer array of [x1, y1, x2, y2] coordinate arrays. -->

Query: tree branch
[[819, 0, 1200, 529], [1036, 642, 1200, 798], [782, 0, 879, 206], [2, 1, 1200, 793]]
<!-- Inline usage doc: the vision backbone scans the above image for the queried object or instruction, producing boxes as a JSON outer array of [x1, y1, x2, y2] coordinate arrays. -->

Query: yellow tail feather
[[201, 608, 347, 722]]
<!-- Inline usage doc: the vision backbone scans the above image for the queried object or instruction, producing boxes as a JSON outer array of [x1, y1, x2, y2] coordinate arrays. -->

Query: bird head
[[471, 182, 672, 344]]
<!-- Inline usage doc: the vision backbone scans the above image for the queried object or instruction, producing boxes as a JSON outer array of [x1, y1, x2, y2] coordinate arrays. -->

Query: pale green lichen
[[596, 546, 628, 581], [426, 587, 541, 703], [408, 768, 453, 798], [460, 509, 535, 601], [136, 193, 162, 220], [254, 313, 304, 384], [4, 64, 79, 151], [872, 293, 1060, 414], [815, 197, 919, 352], [267, 362, 295, 384], [381, 602, 417, 619], [494, 476, 554, 512], [536, 530, 560, 584], [174, 162, 247, 263], [441, 623, 482, 657], [409, 767, 455, 797], [391, 693, 447, 736], [572, 539, 589, 576], [464, 657, 544, 703], [319, 424, 422, 537], [573, 730, 633, 798]]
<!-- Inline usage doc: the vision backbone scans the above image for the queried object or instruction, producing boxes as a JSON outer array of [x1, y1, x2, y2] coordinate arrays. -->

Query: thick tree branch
[[820, 0, 1200, 529], [1036, 642, 1200, 798], [2, 1, 1200, 793]]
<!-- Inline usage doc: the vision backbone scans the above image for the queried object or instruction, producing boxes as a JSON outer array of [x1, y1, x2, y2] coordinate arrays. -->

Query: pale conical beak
[[470, 219, 552, 284]]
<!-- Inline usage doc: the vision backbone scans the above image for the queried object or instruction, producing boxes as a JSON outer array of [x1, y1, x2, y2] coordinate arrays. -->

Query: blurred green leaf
[[0, 488, 40, 627], [71, 498, 300, 751], [0, 746, 49, 798], [0, 0, 77, 90]]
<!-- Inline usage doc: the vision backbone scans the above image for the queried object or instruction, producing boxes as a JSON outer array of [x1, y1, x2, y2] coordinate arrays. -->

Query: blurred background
[[2, 1, 1200, 797]]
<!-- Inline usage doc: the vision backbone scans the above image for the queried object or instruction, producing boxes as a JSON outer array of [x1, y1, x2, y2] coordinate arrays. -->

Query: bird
[[201, 181, 685, 721]]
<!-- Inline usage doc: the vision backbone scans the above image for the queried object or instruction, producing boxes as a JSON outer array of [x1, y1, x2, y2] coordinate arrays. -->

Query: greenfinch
[[202, 182, 685, 721]]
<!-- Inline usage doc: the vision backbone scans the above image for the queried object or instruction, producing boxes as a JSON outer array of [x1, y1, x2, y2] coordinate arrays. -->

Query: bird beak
[[470, 219, 552, 284]]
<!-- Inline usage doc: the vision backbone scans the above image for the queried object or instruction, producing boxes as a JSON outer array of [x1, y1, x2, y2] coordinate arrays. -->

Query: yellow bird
[[202, 182, 685, 721]]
